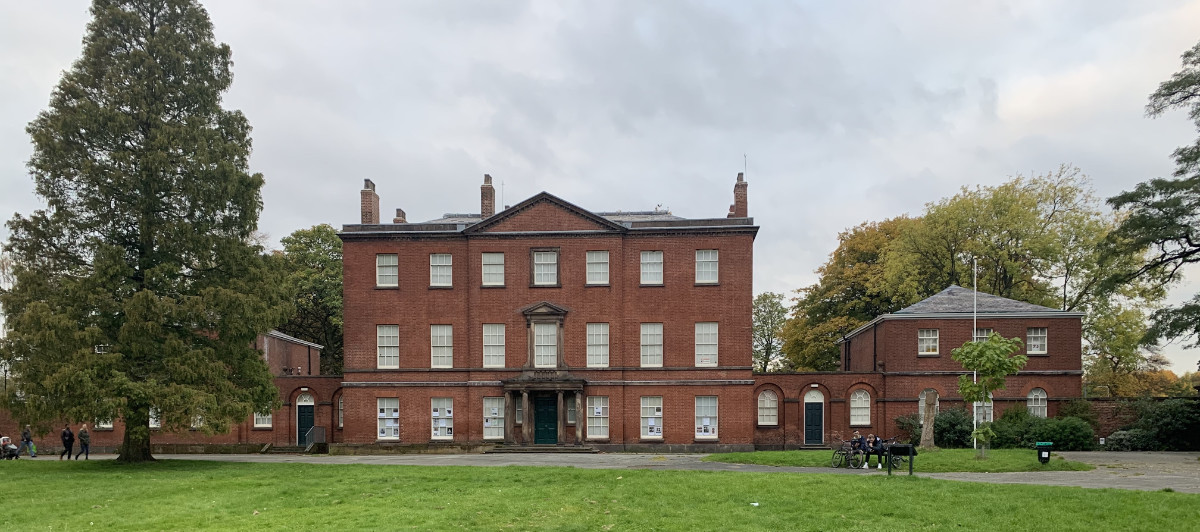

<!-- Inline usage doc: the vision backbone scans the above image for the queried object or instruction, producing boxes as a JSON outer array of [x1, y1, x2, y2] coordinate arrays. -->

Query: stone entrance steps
[[263, 445, 306, 454], [486, 445, 599, 454]]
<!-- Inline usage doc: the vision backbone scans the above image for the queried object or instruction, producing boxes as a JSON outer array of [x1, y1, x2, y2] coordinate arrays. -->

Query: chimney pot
[[361, 179, 380, 224], [392, 208, 407, 224], [481, 174, 496, 218]]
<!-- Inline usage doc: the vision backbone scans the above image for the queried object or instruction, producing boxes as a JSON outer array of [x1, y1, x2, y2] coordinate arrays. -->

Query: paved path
[[145, 451, 1200, 493]]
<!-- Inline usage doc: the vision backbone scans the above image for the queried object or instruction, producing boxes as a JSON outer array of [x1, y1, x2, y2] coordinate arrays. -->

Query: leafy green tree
[[751, 292, 787, 372], [0, 0, 285, 462], [952, 333, 1028, 431], [278, 225, 344, 375], [1103, 39, 1200, 349]]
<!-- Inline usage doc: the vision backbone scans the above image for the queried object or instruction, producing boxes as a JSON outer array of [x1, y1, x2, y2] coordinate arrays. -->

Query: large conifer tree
[[0, 0, 285, 462]]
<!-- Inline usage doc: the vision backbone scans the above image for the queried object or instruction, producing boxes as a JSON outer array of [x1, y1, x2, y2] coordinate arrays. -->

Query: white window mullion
[[483, 397, 505, 440], [695, 396, 718, 439], [378, 398, 400, 440], [431, 398, 454, 440], [587, 396, 609, 439], [640, 323, 663, 367], [587, 323, 609, 367], [483, 324, 505, 368], [695, 322, 718, 367], [431, 325, 453, 368], [377, 325, 399, 369], [640, 396, 663, 439]]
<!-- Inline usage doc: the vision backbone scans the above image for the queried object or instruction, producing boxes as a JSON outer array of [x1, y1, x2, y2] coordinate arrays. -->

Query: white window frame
[[431, 398, 454, 440], [758, 390, 778, 426], [850, 390, 870, 426], [918, 329, 939, 355], [96, 418, 114, 430], [640, 250, 664, 285], [533, 251, 558, 286], [1027, 327, 1048, 354], [640, 396, 663, 439], [482, 323, 505, 368], [377, 324, 400, 369], [338, 396, 344, 429], [566, 395, 577, 424], [587, 396, 609, 439], [533, 323, 557, 368], [695, 396, 718, 439], [254, 411, 273, 428], [587, 323, 609, 367], [586, 251, 609, 285], [695, 249, 718, 284], [376, 254, 398, 287], [483, 397, 505, 440], [640, 323, 664, 367], [1028, 388, 1048, 418], [431, 324, 453, 368], [974, 328, 993, 343], [430, 253, 453, 287], [695, 322, 718, 367], [377, 398, 399, 440], [974, 392, 994, 424], [481, 252, 505, 286]]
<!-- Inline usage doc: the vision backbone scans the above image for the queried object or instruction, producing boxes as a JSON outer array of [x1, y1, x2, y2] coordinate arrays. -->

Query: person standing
[[19, 424, 36, 458], [75, 424, 90, 460], [59, 424, 74, 461]]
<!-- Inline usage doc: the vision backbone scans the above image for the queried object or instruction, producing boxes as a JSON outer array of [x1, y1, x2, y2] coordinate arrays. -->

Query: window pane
[[377, 325, 400, 369], [640, 396, 663, 438], [695, 396, 718, 439], [483, 397, 505, 439], [586, 251, 610, 284], [430, 253, 453, 286], [1027, 328, 1047, 353], [482, 253, 505, 286], [534, 323, 557, 367], [850, 390, 870, 426], [695, 322, 718, 366], [376, 254, 398, 286], [533, 251, 558, 285], [431, 398, 454, 439], [640, 251, 663, 284], [758, 391, 778, 425], [483, 324, 505, 367], [431, 325, 453, 368], [640, 323, 663, 367], [1027, 388, 1048, 418], [587, 396, 609, 439], [587, 323, 609, 367], [918, 329, 939, 354], [974, 328, 993, 343], [567, 395, 577, 424], [378, 398, 400, 440], [695, 250, 718, 284], [254, 411, 273, 428]]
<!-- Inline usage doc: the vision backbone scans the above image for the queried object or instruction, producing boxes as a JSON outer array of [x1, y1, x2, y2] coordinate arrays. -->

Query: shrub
[[991, 406, 1041, 449], [1056, 399, 1099, 430], [1131, 399, 1200, 451], [896, 413, 921, 444], [934, 407, 975, 448], [1104, 429, 1157, 451], [1030, 417, 1095, 451]]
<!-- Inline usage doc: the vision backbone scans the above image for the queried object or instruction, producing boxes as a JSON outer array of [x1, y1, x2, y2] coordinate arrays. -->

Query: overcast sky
[[3, 1, 1200, 372]]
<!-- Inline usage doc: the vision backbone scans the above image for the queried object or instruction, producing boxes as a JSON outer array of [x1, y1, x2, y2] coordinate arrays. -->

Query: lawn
[[3, 459, 1193, 531], [703, 448, 1096, 473]]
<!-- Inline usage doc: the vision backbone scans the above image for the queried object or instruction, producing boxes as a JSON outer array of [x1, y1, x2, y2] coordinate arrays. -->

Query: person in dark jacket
[[864, 434, 885, 469], [59, 424, 74, 460], [75, 424, 90, 460], [19, 424, 36, 458]]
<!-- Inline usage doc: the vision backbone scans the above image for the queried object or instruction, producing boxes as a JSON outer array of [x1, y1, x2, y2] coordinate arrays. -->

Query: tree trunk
[[116, 405, 155, 463], [919, 396, 937, 451]]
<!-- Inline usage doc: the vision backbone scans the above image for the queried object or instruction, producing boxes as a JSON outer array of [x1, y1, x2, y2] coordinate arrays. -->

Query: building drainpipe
[[307, 346, 312, 376]]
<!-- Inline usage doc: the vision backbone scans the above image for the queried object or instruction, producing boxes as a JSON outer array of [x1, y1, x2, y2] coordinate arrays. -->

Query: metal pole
[[973, 257, 978, 450]]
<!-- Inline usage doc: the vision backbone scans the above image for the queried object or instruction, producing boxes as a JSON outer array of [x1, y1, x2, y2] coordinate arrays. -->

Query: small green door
[[534, 395, 557, 444], [297, 406, 314, 445]]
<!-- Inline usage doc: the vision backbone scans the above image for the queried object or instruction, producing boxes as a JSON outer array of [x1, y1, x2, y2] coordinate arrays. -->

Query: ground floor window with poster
[[483, 397, 504, 440], [432, 398, 454, 440], [587, 396, 609, 439], [641, 396, 663, 439], [378, 398, 399, 440], [695, 396, 717, 439]]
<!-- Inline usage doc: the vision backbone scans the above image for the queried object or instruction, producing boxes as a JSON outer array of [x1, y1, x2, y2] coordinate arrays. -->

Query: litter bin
[[1035, 442, 1053, 464]]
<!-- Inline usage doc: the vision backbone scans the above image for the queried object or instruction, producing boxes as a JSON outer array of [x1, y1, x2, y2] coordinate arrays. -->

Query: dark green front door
[[804, 402, 823, 445], [297, 405, 314, 445], [534, 395, 557, 444]]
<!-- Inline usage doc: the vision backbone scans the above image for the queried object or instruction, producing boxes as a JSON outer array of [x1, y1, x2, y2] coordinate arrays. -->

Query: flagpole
[[972, 257, 978, 450]]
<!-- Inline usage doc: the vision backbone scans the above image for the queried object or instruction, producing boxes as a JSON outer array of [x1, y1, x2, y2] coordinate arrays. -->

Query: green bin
[[1035, 442, 1053, 464]]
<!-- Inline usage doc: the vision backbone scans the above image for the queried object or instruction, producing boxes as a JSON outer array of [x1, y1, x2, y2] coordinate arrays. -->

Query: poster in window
[[445, 408, 453, 417], [446, 427, 453, 435], [491, 407, 499, 416], [654, 406, 662, 415], [432, 408, 440, 417], [648, 418, 655, 426], [594, 407, 603, 416]]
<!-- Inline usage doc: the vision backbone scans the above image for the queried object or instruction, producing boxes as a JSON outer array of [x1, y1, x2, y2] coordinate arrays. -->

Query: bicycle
[[830, 436, 866, 469], [881, 437, 908, 469]]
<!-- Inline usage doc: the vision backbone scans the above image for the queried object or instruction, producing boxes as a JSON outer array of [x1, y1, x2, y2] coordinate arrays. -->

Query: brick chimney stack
[[481, 174, 495, 218], [392, 208, 407, 224], [728, 172, 748, 218], [361, 179, 380, 224]]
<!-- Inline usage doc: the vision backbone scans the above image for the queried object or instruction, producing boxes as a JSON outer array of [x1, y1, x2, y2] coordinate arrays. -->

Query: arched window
[[1027, 388, 1048, 418], [850, 390, 870, 426], [918, 389, 939, 424], [973, 392, 994, 424], [758, 390, 778, 426]]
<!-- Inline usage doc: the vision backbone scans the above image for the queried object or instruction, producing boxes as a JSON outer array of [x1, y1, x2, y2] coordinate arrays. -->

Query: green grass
[[702, 448, 1095, 472], [3, 458, 1191, 531]]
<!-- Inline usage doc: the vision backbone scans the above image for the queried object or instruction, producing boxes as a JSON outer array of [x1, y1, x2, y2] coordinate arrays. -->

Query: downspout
[[872, 323, 878, 372], [307, 346, 312, 376]]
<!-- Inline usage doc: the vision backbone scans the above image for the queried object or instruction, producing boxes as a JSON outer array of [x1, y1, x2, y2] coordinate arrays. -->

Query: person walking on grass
[[59, 424, 74, 460], [19, 424, 37, 458], [75, 423, 90, 460]]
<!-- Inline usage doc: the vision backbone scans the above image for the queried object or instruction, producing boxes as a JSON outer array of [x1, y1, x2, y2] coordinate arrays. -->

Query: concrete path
[[137, 450, 1200, 493]]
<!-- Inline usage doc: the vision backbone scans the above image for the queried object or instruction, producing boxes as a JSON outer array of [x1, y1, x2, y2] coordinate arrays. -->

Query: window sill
[[640, 365, 664, 369], [428, 285, 453, 290], [375, 439, 402, 444], [481, 284, 506, 289], [585, 283, 610, 287], [529, 284, 562, 288], [374, 285, 399, 290], [251, 427, 273, 431], [917, 354, 940, 357], [585, 365, 610, 369], [694, 282, 719, 287], [430, 438, 454, 442], [693, 438, 719, 442], [755, 424, 780, 429], [1027, 352, 1049, 356], [639, 438, 663, 442], [639, 283, 664, 288], [586, 438, 610, 443]]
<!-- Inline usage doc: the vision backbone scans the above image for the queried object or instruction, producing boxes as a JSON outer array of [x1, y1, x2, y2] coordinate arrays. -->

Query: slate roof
[[424, 210, 684, 224], [894, 285, 1061, 314]]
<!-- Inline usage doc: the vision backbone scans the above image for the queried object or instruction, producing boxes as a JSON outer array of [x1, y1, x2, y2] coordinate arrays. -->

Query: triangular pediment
[[465, 192, 627, 234], [520, 301, 570, 316]]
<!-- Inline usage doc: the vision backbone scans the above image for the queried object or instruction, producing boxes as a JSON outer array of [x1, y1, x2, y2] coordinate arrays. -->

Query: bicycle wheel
[[831, 450, 846, 468], [888, 454, 906, 469], [849, 451, 865, 469]]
